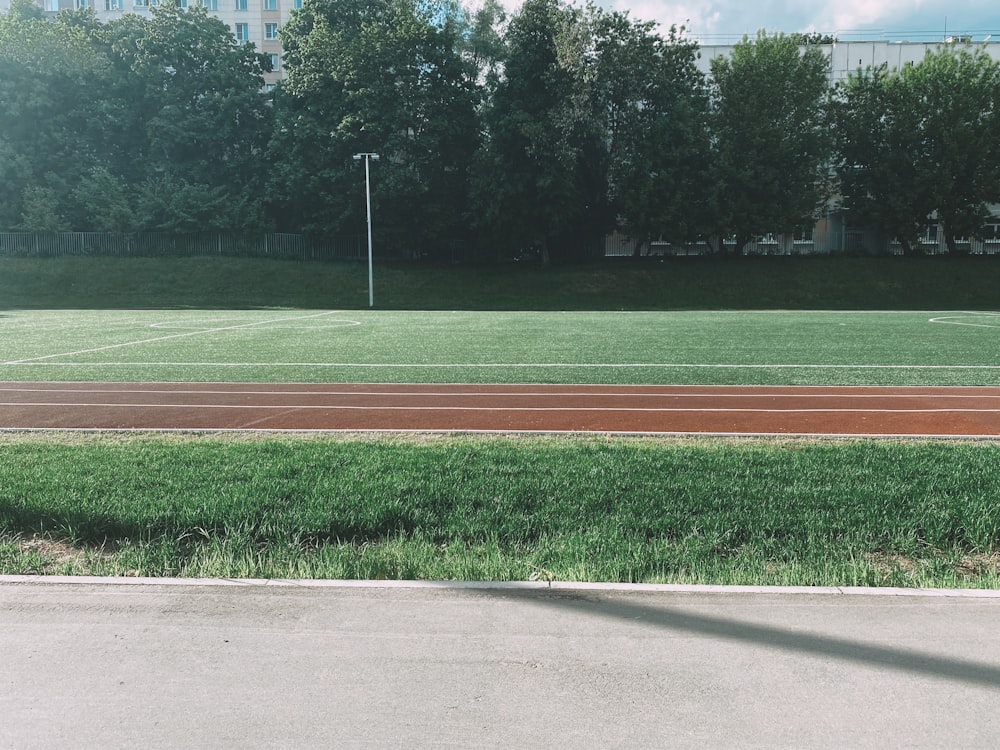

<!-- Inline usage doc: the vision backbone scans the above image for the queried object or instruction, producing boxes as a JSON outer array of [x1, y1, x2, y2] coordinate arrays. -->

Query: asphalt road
[[2, 578, 999, 748]]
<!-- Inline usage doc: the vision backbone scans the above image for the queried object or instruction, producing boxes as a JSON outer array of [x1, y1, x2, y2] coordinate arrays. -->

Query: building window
[[269, 53, 280, 72], [234, 0, 246, 9], [263, 0, 276, 9], [175, 0, 187, 6], [264, 23, 279, 40], [292, 0, 301, 8], [235, 22, 249, 42], [105, 0, 124, 8], [75, 0, 88, 7], [201, 0, 218, 8]]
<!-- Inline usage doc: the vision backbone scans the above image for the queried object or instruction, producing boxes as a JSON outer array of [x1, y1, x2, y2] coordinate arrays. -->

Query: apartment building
[[2, 0, 294, 89], [699, 37, 1000, 86]]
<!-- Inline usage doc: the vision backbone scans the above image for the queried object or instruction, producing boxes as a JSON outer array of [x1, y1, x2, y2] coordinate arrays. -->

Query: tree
[[789, 32, 837, 45], [269, 0, 480, 257], [461, 0, 507, 87], [0, 4, 273, 232], [904, 46, 1000, 253], [834, 65, 933, 255], [594, 14, 712, 254], [710, 32, 833, 256], [473, 0, 608, 263], [0, 7, 112, 230], [97, 5, 274, 230], [834, 46, 1000, 255]]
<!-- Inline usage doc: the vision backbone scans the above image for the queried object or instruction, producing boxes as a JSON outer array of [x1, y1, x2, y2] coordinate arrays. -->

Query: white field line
[[5, 427, 1000, 440], [5, 402, 1000, 414], [2, 311, 343, 365], [3, 386, 1000, 399], [4, 361, 1000, 370], [929, 313, 1000, 329]]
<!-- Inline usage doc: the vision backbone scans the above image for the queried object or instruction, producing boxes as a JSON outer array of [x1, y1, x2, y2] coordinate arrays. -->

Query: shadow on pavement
[[486, 588, 1000, 690]]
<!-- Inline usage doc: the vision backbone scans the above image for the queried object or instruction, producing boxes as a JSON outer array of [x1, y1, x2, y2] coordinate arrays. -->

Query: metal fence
[[603, 228, 1000, 257], [0, 232, 363, 261]]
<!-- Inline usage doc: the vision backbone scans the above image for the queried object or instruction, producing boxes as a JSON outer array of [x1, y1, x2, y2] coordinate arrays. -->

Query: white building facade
[[699, 38, 1000, 87], [3, 0, 296, 89]]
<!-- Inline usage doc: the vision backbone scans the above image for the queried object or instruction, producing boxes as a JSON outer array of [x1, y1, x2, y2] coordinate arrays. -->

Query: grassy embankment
[[1, 255, 999, 585], [2, 253, 1000, 309]]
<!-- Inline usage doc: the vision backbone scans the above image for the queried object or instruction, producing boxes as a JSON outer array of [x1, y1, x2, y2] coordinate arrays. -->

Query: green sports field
[[3, 304, 1000, 586], [2, 308, 1000, 386]]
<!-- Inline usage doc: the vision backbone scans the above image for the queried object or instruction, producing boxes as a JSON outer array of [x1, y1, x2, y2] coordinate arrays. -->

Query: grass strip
[[4, 254, 1000, 310], [2, 433, 998, 588]]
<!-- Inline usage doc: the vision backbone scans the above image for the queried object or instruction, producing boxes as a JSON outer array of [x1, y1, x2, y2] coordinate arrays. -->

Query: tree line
[[3, 0, 1000, 261]]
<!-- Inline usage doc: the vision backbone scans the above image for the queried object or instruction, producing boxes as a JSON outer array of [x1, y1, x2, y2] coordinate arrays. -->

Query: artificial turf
[[2, 308, 999, 385]]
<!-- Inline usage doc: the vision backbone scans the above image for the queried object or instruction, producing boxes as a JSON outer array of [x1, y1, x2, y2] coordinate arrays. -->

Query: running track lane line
[[3, 382, 1000, 436]]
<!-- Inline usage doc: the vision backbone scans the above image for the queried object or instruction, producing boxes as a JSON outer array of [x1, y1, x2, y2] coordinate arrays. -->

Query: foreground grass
[[2, 433, 998, 588], [4, 254, 1000, 310]]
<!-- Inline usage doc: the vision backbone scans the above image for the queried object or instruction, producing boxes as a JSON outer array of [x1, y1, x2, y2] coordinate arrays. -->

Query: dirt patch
[[867, 551, 919, 573], [868, 549, 1000, 580], [15, 534, 119, 572], [19, 535, 82, 565], [956, 552, 1000, 577]]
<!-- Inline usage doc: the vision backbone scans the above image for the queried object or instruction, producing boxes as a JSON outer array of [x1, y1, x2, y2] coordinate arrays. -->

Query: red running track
[[2, 382, 1000, 436]]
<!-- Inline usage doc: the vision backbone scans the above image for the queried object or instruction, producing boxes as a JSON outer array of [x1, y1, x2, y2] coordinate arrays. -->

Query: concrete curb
[[2, 574, 999, 597]]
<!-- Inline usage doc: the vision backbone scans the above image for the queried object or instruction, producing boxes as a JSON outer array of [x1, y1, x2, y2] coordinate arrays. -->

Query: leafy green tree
[[0, 7, 111, 230], [0, 4, 273, 232], [834, 65, 933, 254], [462, 0, 507, 86], [97, 5, 273, 230], [835, 46, 1000, 255], [789, 32, 837, 45], [473, 0, 608, 263], [270, 0, 480, 257], [594, 14, 712, 254], [904, 46, 1000, 253], [710, 32, 832, 255], [20, 185, 71, 232], [72, 168, 139, 233]]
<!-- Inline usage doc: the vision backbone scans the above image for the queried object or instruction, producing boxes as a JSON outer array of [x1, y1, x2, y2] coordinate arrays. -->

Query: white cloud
[[610, 0, 722, 34], [805, 0, 928, 34], [473, 0, 1000, 40]]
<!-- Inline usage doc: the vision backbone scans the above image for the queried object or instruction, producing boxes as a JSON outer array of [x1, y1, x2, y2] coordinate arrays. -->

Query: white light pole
[[353, 152, 379, 308]]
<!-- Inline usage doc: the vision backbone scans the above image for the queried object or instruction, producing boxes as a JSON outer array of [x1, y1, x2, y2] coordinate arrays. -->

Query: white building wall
[[699, 40, 1000, 86], [91, 0, 294, 87], [5, 0, 296, 87]]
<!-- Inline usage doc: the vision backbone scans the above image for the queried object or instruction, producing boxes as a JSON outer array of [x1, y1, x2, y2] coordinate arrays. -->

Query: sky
[[489, 0, 1000, 42]]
